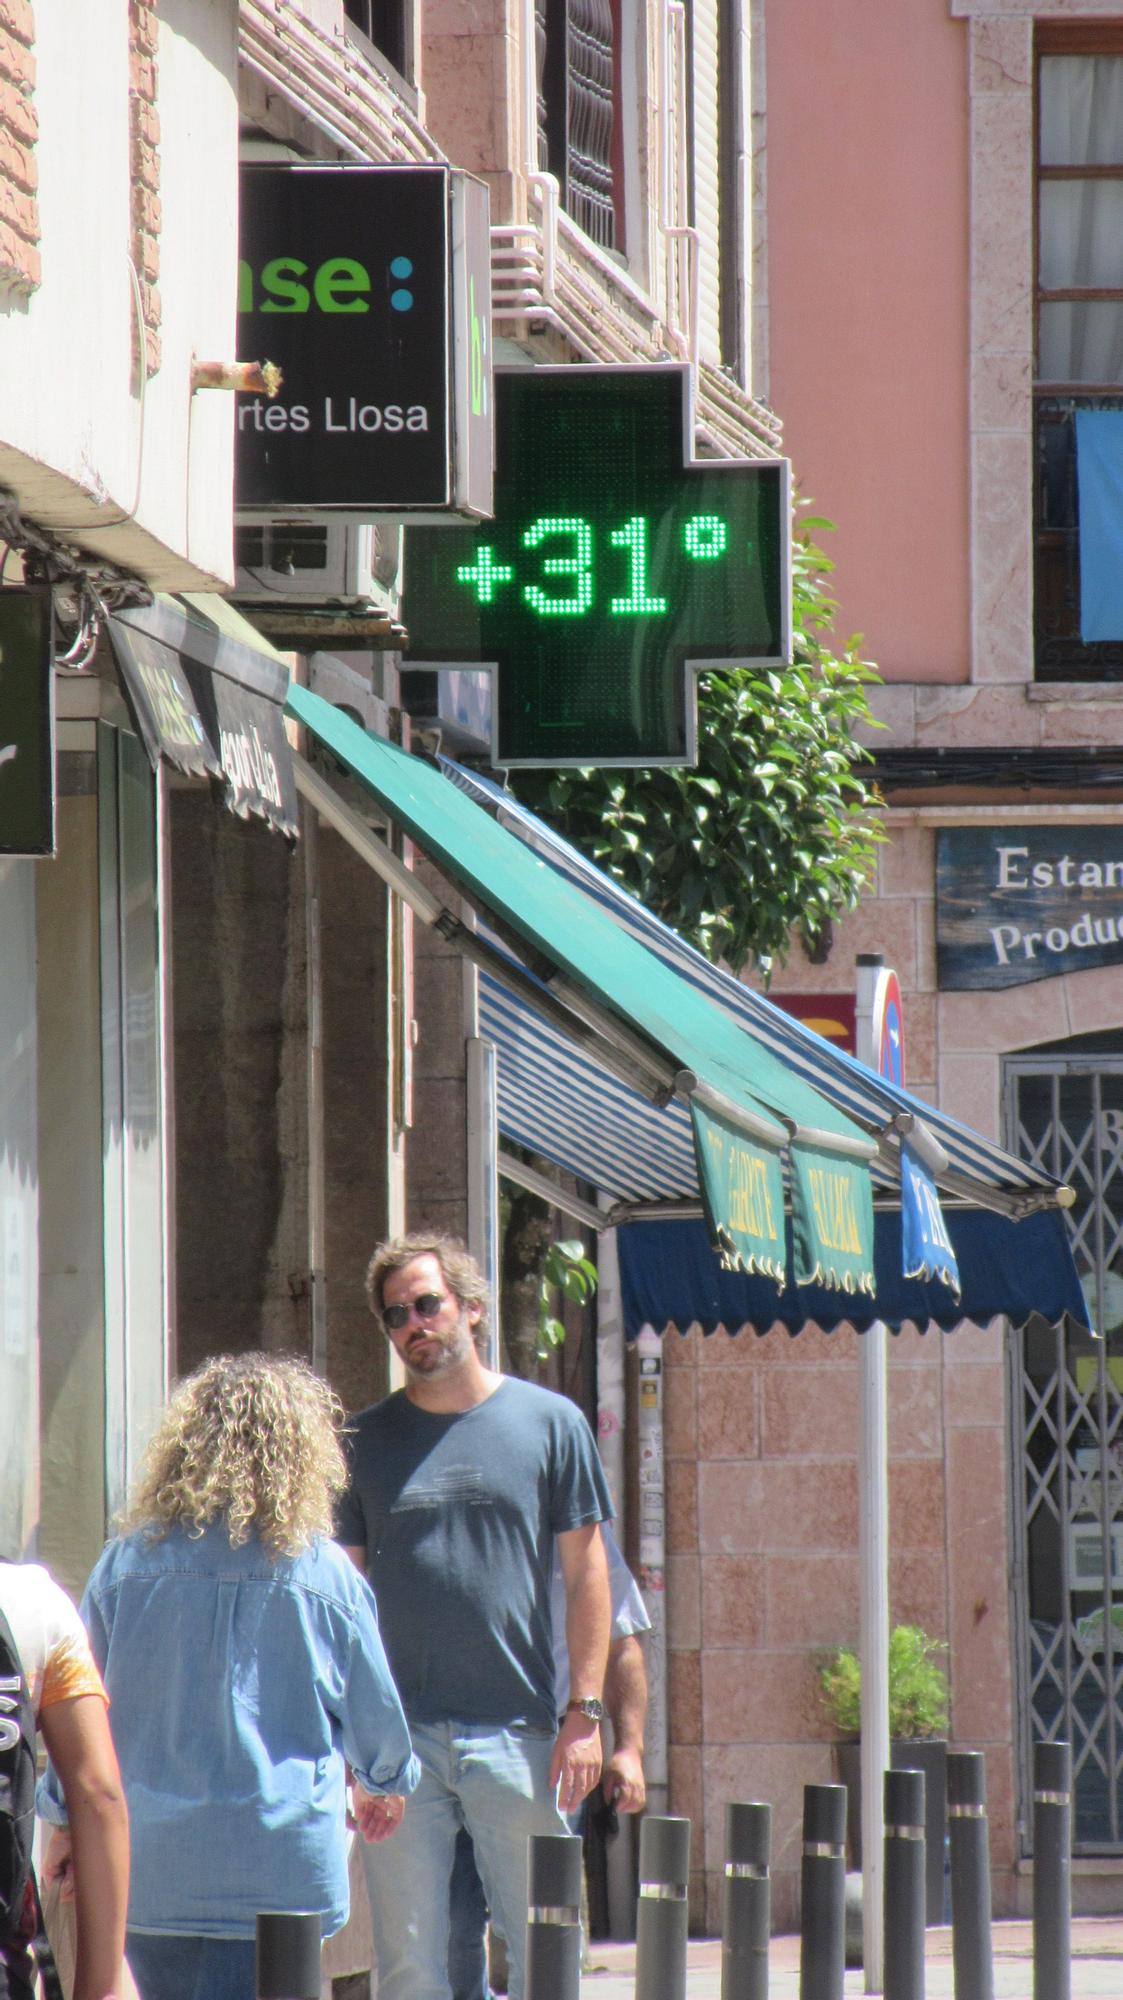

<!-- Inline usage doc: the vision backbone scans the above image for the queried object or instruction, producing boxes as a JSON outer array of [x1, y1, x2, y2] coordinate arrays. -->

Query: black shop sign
[[236, 163, 492, 519], [937, 825, 1123, 989], [0, 587, 54, 856]]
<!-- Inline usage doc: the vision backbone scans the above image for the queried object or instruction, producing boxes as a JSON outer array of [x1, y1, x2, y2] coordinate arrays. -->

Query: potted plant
[[819, 1624, 950, 1926]]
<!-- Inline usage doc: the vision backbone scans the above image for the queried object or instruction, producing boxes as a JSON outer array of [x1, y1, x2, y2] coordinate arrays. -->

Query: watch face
[[574, 1697, 604, 1721]]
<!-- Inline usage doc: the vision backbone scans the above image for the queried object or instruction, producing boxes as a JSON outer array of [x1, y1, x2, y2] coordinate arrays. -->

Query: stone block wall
[[660, 1314, 1002, 1930]]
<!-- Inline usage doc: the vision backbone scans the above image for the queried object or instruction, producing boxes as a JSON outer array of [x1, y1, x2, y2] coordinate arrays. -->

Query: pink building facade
[[731, 0, 1123, 1927]]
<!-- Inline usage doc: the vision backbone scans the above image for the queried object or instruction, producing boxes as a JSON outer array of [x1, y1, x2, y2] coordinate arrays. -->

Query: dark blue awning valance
[[618, 1209, 1091, 1340]]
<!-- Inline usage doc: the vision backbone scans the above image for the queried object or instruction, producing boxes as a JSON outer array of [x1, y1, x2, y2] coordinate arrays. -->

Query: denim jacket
[[39, 1524, 419, 1939]]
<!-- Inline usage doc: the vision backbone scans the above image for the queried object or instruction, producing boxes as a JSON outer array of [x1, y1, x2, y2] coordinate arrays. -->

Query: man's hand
[[550, 1711, 602, 1815], [603, 1742, 645, 1814], [43, 1826, 75, 1901], [352, 1787, 406, 1843]]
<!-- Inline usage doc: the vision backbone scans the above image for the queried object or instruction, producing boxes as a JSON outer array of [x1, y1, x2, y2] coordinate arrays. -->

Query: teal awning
[[287, 682, 877, 1293]]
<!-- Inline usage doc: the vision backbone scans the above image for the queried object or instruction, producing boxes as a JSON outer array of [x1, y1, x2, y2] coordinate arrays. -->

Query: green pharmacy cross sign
[[402, 365, 791, 766]]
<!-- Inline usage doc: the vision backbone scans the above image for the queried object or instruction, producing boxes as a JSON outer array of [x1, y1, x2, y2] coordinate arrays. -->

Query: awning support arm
[[437, 911, 679, 1105], [293, 750, 680, 1110]]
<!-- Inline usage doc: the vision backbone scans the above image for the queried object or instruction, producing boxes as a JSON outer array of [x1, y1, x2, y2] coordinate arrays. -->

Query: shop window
[[1035, 32, 1123, 680]]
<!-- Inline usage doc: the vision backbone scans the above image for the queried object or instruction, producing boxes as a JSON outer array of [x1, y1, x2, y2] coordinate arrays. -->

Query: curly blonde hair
[[121, 1353, 348, 1559]]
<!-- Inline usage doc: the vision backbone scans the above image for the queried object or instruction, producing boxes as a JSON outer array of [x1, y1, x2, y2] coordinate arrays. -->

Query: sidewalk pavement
[[581, 1916, 1123, 1995]]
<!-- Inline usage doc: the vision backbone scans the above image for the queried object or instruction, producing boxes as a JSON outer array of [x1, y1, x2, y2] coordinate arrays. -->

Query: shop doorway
[[1006, 1036, 1123, 1851]]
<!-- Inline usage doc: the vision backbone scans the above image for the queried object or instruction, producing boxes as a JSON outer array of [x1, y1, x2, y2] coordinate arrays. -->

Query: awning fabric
[[110, 594, 299, 835], [440, 756, 1070, 1220], [617, 1211, 1091, 1340], [286, 682, 878, 1292]]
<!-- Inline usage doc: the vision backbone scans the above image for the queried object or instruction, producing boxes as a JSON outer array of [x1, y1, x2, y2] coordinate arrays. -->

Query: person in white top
[[0, 1560, 128, 2000]]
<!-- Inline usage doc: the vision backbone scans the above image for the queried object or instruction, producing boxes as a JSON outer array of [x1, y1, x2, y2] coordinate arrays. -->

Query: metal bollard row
[[255, 1911, 320, 2000], [521, 1739, 1070, 2000]]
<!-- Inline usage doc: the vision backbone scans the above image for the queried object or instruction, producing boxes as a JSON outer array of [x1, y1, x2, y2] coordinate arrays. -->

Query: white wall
[[0, 0, 239, 588]]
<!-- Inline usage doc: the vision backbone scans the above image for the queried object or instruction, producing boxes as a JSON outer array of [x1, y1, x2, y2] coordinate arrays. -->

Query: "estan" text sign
[[937, 825, 1123, 989]]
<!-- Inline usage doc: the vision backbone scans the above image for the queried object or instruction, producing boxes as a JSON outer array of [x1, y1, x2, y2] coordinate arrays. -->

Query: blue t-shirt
[[336, 1377, 612, 1734]]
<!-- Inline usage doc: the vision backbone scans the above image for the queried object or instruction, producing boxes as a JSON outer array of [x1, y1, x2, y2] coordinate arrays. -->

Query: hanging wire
[[53, 580, 105, 672]]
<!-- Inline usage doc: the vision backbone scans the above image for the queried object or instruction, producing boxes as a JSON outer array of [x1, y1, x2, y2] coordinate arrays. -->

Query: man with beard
[[338, 1232, 612, 2000]]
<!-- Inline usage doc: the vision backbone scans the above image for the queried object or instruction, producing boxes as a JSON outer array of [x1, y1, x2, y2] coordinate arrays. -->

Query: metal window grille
[[537, 0, 617, 249], [1006, 1052, 1123, 1851]]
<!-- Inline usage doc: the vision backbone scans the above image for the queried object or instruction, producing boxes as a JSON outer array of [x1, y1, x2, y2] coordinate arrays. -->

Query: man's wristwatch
[[565, 1696, 605, 1723]]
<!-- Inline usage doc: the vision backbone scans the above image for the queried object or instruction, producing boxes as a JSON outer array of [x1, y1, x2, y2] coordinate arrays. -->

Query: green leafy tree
[[537, 1239, 598, 1360], [510, 514, 884, 977]]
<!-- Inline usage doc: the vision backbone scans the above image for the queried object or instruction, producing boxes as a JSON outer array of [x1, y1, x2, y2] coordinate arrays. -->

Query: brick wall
[[0, 0, 40, 293], [129, 0, 160, 374]]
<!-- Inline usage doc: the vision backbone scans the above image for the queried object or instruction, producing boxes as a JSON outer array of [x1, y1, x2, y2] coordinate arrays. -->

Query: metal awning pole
[[856, 954, 890, 1995]]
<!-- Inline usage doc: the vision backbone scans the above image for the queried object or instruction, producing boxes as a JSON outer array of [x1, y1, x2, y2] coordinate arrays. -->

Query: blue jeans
[[126, 1932, 256, 2000], [362, 1719, 566, 2000]]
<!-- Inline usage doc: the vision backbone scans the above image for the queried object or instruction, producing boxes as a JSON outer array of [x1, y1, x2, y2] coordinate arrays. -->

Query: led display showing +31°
[[402, 367, 788, 767]]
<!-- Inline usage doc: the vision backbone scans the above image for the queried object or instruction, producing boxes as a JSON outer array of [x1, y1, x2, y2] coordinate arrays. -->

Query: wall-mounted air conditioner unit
[[233, 520, 402, 615]]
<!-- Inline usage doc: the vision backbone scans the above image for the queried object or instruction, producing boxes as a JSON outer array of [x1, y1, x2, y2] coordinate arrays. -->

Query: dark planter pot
[[835, 1738, 948, 1926]]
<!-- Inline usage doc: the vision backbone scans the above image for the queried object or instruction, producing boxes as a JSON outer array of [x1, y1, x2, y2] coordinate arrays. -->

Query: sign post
[[854, 956, 902, 1994], [0, 587, 54, 857], [403, 364, 790, 766]]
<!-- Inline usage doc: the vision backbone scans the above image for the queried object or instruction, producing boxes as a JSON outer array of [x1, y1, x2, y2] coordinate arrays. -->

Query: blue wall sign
[[938, 825, 1123, 989]]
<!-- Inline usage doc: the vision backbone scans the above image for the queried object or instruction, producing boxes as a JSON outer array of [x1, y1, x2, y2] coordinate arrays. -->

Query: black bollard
[[524, 1831, 583, 2000], [883, 1767, 925, 2000], [947, 1750, 994, 2000], [721, 1800, 771, 2000], [1033, 1739, 1072, 2000], [799, 1783, 846, 2000], [255, 1912, 321, 2000], [636, 1815, 691, 2000]]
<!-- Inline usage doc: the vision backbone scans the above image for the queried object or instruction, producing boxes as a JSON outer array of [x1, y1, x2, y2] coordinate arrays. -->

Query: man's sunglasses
[[382, 1292, 449, 1332]]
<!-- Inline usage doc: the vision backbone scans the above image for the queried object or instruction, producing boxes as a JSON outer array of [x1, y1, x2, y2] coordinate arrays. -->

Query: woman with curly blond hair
[[40, 1354, 418, 2000]]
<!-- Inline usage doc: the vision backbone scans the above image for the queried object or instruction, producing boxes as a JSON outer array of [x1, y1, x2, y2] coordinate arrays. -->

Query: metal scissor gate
[[1006, 1047, 1123, 1851]]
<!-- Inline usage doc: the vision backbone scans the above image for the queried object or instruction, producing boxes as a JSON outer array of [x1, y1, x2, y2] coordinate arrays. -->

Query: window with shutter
[[1034, 28, 1123, 680], [538, 0, 618, 250]]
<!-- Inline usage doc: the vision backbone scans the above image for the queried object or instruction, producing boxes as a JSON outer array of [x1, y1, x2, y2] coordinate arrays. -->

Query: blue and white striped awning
[[444, 756, 1071, 1220]]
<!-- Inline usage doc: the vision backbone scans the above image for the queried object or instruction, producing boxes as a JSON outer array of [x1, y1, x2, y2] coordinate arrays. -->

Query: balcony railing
[[490, 187, 783, 463], [239, 0, 439, 165], [1036, 392, 1123, 682]]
